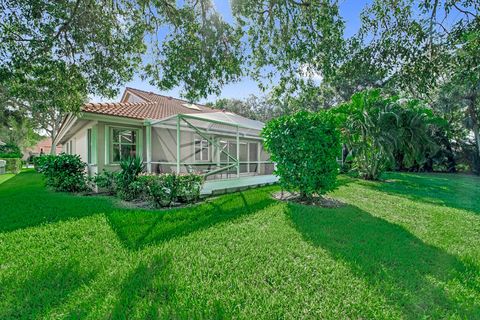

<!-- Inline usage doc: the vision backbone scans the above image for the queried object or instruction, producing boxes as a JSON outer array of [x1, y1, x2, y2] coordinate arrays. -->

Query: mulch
[[272, 191, 346, 208]]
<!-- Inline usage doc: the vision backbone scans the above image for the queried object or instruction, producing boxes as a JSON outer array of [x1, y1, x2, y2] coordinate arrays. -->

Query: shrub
[[116, 156, 145, 200], [0, 143, 22, 158], [262, 110, 341, 199], [91, 157, 203, 206], [139, 173, 177, 207], [34, 155, 54, 172], [38, 153, 88, 192], [177, 174, 204, 203], [0, 158, 22, 173], [93, 169, 118, 195], [138, 173, 204, 207], [333, 90, 439, 180]]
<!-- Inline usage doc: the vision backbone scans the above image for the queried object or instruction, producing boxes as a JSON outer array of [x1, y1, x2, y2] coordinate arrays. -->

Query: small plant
[[93, 170, 118, 195], [116, 156, 145, 200], [139, 173, 177, 207], [37, 153, 88, 192], [138, 172, 204, 208], [263, 110, 341, 200], [177, 174, 204, 203]]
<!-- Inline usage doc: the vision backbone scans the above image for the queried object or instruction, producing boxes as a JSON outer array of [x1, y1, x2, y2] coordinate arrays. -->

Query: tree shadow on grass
[[362, 172, 480, 214], [107, 187, 278, 250], [0, 261, 95, 319], [286, 203, 480, 319], [0, 171, 124, 233], [108, 253, 228, 319], [110, 254, 176, 319]]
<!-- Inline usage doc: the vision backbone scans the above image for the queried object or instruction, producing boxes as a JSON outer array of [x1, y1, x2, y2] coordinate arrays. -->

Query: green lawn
[[0, 173, 15, 185], [0, 171, 479, 319]]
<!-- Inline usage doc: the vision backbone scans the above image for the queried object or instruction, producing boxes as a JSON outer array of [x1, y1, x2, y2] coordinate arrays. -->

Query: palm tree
[[336, 90, 438, 180]]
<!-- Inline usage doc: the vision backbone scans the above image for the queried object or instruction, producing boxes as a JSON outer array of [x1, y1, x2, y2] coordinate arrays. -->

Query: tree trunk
[[467, 96, 480, 161], [49, 129, 57, 155], [394, 151, 405, 171]]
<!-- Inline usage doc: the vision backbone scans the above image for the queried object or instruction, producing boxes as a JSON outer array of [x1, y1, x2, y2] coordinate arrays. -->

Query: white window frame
[[109, 126, 140, 164], [194, 137, 210, 161]]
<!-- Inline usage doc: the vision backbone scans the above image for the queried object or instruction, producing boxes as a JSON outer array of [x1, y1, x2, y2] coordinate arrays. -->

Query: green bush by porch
[[263, 111, 341, 198]]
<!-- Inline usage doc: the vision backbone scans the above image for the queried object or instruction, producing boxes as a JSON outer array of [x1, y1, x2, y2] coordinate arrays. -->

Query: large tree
[[231, 0, 345, 99], [0, 0, 245, 150], [213, 95, 285, 122], [0, 0, 147, 150], [337, 0, 479, 173]]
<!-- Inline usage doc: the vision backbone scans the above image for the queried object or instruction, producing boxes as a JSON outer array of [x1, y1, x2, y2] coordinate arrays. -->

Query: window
[[219, 140, 228, 163], [69, 140, 73, 155], [195, 138, 209, 161], [239, 142, 248, 173], [111, 128, 137, 163], [87, 129, 92, 164], [249, 142, 258, 173]]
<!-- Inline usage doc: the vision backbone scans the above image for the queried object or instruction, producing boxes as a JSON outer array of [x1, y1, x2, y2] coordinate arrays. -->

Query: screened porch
[[144, 112, 275, 181]]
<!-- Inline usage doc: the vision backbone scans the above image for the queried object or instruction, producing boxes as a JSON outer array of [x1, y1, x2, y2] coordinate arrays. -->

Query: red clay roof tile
[[82, 88, 218, 120]]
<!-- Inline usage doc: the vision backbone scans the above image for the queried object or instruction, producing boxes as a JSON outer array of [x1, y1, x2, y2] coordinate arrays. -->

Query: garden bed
[[272, 191, 345, 208]]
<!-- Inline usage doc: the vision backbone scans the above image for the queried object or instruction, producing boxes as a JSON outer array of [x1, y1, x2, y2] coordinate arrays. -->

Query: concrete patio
[[201, 174, 278, 196]]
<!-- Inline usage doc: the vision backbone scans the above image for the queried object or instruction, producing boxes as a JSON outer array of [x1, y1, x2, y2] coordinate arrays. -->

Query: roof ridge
[[84, 101, 158, 107], [125, 87, 206, 106]]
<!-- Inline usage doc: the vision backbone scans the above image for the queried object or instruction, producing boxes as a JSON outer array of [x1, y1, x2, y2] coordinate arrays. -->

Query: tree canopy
[[1, 0, 479, 172]]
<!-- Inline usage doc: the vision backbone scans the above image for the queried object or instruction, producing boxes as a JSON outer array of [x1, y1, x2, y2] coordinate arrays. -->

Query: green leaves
[[333, 89, 440, 179], [0, 0, 146, 102], [232, 0, 345, 100], [37, 153, 88, 192], [144, 0, 243, 101], [263, 110, 341, 197]]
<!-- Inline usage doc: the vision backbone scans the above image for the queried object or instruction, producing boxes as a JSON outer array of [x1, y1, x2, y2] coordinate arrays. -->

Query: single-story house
[[23, 138, 63, 160], [53, 87, 277, 194]]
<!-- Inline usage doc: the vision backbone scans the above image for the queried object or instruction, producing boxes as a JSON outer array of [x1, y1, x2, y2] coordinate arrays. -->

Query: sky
[[90, 0, 371, 104]]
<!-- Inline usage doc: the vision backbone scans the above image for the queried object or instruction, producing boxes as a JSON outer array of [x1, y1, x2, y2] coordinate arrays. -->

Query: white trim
[[120, 88, 149, 103], [54, 113, 78, 145], [194, 136, 210, 162]]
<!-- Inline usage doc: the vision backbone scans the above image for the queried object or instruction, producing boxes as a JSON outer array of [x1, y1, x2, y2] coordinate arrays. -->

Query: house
[[23, 138, 62, 160], [53, 87, 277, 194]]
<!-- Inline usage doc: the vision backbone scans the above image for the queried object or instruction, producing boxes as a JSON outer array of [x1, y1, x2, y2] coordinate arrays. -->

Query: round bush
[[262, 110, 341, 199], [37, 153, 88, 192]]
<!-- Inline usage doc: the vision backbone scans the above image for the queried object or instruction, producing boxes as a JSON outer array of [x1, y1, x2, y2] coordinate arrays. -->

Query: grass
[[0, 173, 15, 185], [0, 170, 479, 319]]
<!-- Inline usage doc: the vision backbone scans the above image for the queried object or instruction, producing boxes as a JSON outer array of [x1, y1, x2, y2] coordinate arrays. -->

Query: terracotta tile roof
[[82, 88, 218, 120], [25, 138, 62, 155]]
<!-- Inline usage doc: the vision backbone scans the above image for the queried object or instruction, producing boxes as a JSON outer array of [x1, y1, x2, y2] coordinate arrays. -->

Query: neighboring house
[[23, 138, 63, 160], [54, 87, 275, 187]]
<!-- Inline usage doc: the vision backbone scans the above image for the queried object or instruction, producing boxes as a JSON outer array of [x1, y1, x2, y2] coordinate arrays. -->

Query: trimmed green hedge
[[0, 158, 22, 173], [94, 168, 204, 208], [0, 143, 22, 158], [263, 110, 341, 198]]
